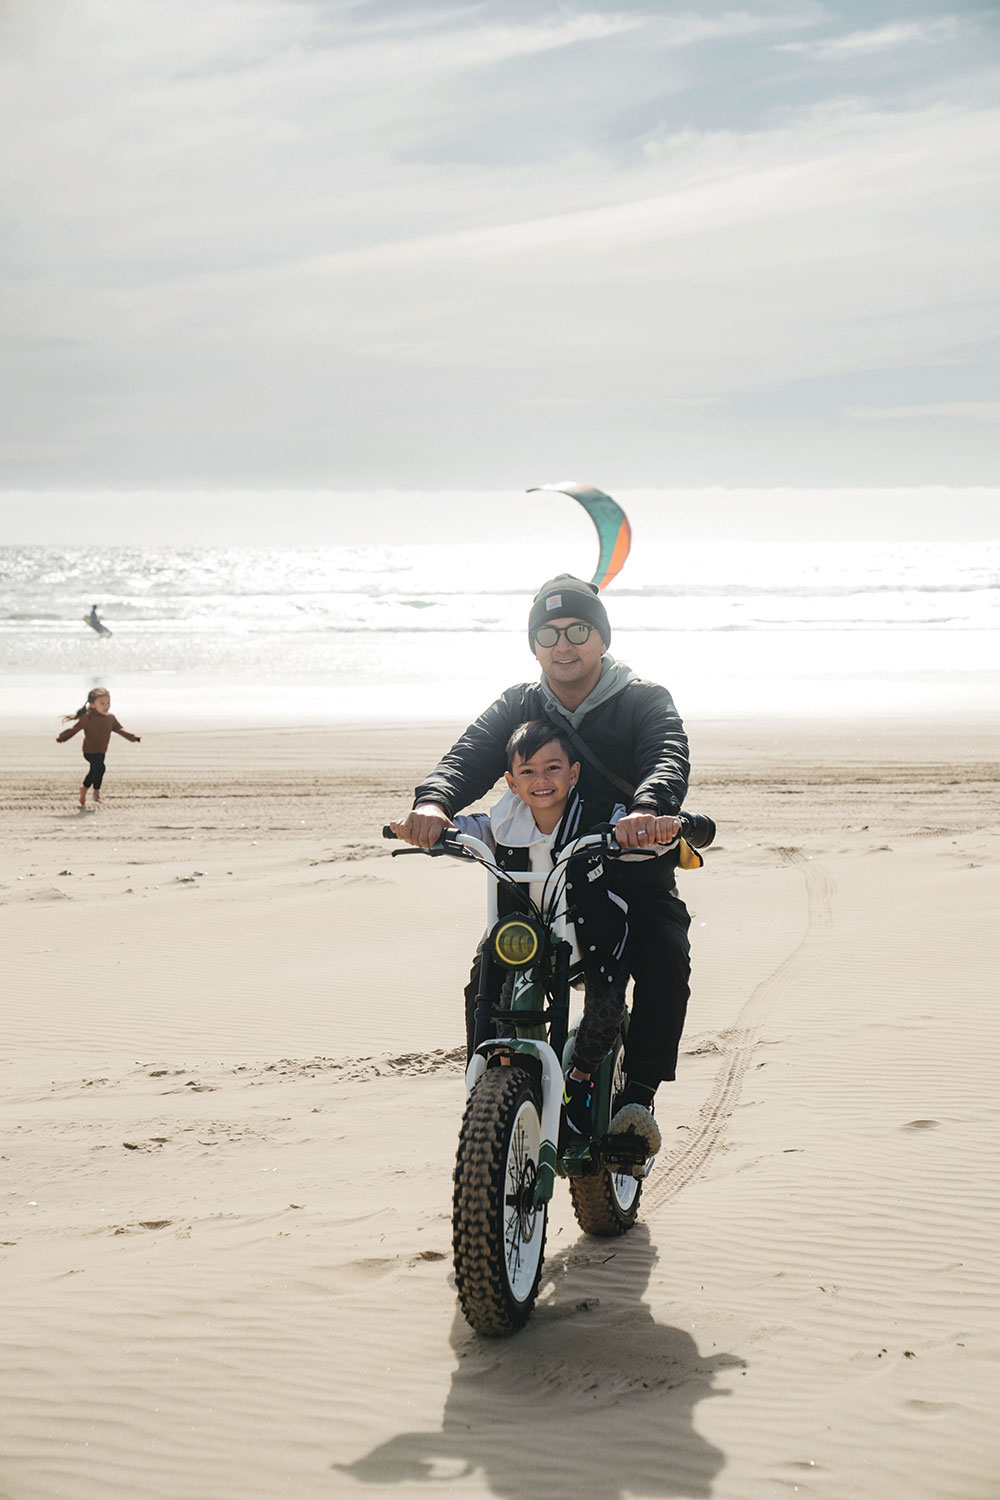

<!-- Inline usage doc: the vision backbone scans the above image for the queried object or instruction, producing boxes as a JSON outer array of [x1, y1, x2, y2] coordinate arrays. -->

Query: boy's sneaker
[[606, 1081, 661, 1157], [562, 1073, 593, 1138]]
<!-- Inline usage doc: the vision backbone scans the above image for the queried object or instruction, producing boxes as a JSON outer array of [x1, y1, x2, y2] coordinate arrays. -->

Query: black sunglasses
[[533, 622, 595, 648]]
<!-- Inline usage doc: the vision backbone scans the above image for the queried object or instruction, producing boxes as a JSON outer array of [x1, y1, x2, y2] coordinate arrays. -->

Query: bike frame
[[442, 829, 658, 1208], [387, 808, 712, 1336]]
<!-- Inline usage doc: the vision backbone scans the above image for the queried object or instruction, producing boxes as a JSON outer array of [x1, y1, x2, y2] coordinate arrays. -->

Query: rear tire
[[453, 1068, 547, 1336], [569, 1040, 642, 1237], [569, 1160, 642, 1236]]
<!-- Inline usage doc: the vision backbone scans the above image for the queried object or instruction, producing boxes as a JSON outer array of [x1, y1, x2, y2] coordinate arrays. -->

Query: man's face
[[505, 741, 579, 815], [532, 616, 606, 692]]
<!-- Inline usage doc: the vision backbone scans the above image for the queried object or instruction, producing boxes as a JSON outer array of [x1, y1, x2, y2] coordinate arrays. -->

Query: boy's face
[[505, 741, 579, 818]]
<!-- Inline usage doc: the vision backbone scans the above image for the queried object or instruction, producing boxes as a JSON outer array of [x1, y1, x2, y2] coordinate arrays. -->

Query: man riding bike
[[392, 573, 696, 1154]]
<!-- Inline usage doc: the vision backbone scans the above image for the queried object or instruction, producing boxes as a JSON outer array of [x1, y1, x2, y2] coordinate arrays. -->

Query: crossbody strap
[[558, 723, 702, 868], [560, 726, 638, 802]]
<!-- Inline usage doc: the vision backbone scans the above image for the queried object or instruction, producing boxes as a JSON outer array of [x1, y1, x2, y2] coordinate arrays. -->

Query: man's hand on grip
[[388, 804, 454, 848]]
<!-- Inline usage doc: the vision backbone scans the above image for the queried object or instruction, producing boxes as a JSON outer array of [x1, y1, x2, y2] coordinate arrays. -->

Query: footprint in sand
[[409, 1250, 447, 1267], [9, 887, 73, 903], [341, 1257, 398, 1282]]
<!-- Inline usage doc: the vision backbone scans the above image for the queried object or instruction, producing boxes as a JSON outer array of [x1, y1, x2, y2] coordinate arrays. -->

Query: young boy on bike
[[392, 718, 678, 1151]]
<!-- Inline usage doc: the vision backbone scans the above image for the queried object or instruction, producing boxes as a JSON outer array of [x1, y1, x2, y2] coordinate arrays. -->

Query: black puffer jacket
[[413, 678, 689, 818]]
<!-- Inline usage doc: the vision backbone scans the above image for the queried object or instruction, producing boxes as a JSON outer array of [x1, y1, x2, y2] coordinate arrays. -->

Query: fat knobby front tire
[[453, 1068, 547, 1336]]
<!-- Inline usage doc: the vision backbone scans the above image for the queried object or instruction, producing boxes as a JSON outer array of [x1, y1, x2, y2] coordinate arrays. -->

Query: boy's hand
[[389, 804, 454, 847], [614, 812, 682, 850]]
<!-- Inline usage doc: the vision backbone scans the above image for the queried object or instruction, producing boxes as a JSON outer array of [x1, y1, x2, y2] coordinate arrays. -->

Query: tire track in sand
[[645, 852, 834, 1212]]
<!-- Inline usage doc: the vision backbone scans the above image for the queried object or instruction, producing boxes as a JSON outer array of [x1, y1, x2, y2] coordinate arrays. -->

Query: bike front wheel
[[453, 1068, 547, 1336]]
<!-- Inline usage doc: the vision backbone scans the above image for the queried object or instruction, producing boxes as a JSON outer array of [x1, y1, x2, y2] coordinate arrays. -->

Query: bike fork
[[465, 1040, 563, 1207]]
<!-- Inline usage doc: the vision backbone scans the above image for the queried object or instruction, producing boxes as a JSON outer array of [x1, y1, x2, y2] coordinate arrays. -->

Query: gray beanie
[[528, 574, 611, 650]]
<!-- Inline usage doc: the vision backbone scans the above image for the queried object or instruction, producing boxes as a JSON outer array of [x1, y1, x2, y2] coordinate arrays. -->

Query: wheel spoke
[[505, 1218, 523, 1277]]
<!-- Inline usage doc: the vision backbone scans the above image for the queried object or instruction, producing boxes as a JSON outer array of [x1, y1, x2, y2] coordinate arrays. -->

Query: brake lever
[[382, 826, 469, 858]]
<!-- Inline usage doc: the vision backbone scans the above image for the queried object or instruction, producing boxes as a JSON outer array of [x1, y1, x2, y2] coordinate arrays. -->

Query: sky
[[1, 0, 999, 503]]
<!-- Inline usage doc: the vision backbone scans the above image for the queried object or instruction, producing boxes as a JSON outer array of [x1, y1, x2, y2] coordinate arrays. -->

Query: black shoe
[[606, 1102, 661, 1157], [562, 1073, 593, 1138], [606, 1079, 661, 1157], [611, 1078, 656, 1116]]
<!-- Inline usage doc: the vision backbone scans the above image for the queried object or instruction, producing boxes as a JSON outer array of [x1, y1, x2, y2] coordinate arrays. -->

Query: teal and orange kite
[[527, 481, 632, 591]]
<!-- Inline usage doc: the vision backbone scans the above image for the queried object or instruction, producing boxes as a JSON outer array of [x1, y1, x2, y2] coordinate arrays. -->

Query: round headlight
[[492, 917, 541, 968]]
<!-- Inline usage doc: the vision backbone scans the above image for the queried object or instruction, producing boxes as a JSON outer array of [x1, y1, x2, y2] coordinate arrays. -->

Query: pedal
[[600, 1127, 652, 1179]]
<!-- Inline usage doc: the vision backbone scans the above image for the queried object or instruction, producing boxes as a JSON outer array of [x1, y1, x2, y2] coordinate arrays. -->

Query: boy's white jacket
[[452, 788, 670, 861], [452, 788, 624, 854]]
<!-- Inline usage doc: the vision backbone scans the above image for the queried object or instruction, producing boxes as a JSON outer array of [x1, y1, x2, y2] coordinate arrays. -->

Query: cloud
[[122, 96, 995, 399], [640, 8, 825, 47], [849, 402, 1000, 421], [777, 17, 962, 60], [0, 1, 839, 298], [1, 0, 997, 485]]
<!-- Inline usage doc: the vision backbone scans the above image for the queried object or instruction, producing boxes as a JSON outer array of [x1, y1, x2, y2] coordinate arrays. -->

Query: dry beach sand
[[2, 715, 1000, 1500]]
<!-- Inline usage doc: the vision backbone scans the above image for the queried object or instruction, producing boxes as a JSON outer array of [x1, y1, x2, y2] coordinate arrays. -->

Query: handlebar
[[383, 826, 504, 868], [382, 811, 715, 860], [382, 824, 467, 857]]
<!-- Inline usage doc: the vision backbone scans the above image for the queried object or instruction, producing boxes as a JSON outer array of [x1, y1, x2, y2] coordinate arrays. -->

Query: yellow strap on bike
[[677, 838, 703, 870]]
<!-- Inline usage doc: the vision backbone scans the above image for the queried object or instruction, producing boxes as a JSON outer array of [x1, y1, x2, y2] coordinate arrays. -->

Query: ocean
[[2, 539, 998, 726]]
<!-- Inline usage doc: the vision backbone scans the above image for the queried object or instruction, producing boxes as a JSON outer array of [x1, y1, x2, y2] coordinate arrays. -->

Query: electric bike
[[384, 813, 714, 1336]]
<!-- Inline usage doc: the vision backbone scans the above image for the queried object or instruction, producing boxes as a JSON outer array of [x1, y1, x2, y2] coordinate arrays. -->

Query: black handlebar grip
[[382, 826, 398, 840], [679, 812, 716, 849]]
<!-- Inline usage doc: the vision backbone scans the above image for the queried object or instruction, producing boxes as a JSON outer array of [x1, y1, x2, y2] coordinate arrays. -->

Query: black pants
[[463, 863, 691, 1089], [613, 860, 691, 1089], [82, 752, 106, 789]]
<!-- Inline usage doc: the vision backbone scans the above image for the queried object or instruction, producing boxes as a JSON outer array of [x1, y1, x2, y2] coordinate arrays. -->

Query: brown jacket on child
[[57, 711, 138, 754]]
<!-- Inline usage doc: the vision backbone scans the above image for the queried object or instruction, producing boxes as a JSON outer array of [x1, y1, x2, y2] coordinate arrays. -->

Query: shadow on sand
[[337, 1224, 744, 1498]]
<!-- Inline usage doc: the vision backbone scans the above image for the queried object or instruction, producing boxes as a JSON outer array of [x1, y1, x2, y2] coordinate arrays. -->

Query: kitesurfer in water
[[390, 574, 698, 1158], [56, 687, 141, 809], [85, 605, 103, 632]]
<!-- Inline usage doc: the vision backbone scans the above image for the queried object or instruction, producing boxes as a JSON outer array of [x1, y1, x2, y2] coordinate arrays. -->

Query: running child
[[56, 687, 141, 808]]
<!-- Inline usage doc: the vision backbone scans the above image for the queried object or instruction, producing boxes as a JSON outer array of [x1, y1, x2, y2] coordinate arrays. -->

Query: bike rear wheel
[[453, 1068, 547, 1336], [568, 1040, 642, 1236]]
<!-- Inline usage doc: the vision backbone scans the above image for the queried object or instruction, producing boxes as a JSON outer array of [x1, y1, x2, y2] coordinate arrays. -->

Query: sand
[[2, 714, 999, 1500]]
